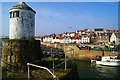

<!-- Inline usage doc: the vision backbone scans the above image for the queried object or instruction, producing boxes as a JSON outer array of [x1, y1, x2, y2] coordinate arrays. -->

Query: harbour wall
[[1, 39, 42, 70], [41, 42, 120, 61]]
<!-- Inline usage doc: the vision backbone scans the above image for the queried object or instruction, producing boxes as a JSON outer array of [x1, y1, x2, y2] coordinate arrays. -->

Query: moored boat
[[91, 56, 120, 66]]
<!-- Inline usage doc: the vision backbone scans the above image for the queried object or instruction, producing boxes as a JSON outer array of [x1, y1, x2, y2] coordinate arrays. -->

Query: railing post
[[52, 48, 55, 75], [65, 51, 66, 71], [72, 49, 74, 58], [27, 63, 30, 80], [72, 49, 74, 63]]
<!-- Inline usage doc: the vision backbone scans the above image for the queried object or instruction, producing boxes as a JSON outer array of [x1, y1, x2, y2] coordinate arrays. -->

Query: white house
[[43, 36, 49, 43], [70, 32, 76, 37], [43, 36, 53, 43], [76, 30, 82, 34], [63, 37, 71, 43], [52, 37, 60, 43], [71, 37, 82, 43], [81, 34, 90, 43], [110, 32, 120, 45]]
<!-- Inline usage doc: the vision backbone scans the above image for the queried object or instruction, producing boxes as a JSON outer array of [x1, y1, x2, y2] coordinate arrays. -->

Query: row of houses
[[35, 28, 120, 45]]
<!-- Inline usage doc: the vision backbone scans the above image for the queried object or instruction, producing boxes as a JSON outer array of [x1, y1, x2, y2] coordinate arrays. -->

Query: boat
[[91, 56, 120, 66]]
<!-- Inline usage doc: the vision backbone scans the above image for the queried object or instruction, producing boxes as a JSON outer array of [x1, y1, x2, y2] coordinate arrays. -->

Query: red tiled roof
[[70, 32, 76, 34], [56, 37, 64, 39], [72, 37, 81, 40], [106, 30, 117, 32], [77, 30, 82, 32], [82, 30, 85, 32], [59, 37, 64, 39]]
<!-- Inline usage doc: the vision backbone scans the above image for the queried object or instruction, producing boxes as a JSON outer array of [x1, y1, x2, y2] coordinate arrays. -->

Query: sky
[[1, 2, 118, 36]]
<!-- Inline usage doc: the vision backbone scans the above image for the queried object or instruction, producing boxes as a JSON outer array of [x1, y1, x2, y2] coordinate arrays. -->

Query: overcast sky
[[1, 2, 118, 36]]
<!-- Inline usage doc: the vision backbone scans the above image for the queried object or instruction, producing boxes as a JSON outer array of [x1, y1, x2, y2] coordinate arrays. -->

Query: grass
[[2, 58, 77, 80]]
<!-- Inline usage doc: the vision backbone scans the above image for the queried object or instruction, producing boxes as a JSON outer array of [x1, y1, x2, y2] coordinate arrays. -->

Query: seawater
[[75, 60, 120, 79]]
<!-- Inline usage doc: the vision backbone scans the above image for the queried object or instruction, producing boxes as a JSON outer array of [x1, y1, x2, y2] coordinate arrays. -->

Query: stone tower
[[1, 2, 42, 72], [9, 2, 36, 39]]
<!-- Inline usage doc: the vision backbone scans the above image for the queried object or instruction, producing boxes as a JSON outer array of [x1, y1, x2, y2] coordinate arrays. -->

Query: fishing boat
[[91, 56, 120, 66]]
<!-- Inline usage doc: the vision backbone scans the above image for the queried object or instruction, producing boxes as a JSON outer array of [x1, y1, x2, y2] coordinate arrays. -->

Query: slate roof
[[94, 28, 104, 31], [9, 2, 36, 13], [114, 32, 120, 38]]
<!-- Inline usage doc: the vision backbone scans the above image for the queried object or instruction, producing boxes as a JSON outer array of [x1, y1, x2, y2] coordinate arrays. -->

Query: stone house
[[90, 32, 97, 43], [94, 28, 105, 35], [97, 33, 110, 44]]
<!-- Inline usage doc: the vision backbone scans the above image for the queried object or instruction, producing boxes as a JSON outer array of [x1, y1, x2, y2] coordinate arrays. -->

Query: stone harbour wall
[[41, 42, 120, 61], [1, 39, 42, 70]]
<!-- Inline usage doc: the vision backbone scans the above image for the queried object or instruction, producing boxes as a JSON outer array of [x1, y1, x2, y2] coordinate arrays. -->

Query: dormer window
[[10, 11, 20, 18]]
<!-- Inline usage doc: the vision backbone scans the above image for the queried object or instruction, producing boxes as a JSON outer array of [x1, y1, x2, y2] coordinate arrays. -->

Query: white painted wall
[[110, 33, 120, 45], [9, 9, 35, 39], [82, 35, 90, 43], [110, 33, 116, 43], [52, 38, 60, 43], [70, 34, 75, 37]]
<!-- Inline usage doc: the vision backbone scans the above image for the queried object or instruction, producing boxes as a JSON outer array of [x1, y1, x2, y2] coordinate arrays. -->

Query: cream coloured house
[[110, 32, 120, 45], [81, 34, 90, 43]]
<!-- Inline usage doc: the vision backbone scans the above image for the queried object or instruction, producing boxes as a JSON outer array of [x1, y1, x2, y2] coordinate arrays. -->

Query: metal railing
[[27, 63, 58, 80], [27, 47, 74, 80]]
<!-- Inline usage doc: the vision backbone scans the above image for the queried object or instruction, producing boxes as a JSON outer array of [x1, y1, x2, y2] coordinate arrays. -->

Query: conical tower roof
[[9, 2, 36, 13]]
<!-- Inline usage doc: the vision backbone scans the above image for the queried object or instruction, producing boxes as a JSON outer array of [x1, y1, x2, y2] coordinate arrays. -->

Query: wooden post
[[65, 47, 66, 71], [65, 52, 66, 71], [72, 49, 74, 63], [52, 48, 55, 75]]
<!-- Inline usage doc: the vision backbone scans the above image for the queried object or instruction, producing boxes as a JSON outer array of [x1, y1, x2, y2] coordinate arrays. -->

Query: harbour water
[[75, 60, 120, 79]]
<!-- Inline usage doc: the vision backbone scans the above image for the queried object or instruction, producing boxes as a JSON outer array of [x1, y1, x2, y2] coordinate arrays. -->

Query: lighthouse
[[1, 2, 42, 73], [9, 2, 36, 39]]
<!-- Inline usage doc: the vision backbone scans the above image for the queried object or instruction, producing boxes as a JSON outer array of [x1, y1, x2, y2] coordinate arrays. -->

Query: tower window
[[16, 11, 19, 17], [13, 12, 15, 17], [10, 11, 20, 18], [10, 12, 12, 18]]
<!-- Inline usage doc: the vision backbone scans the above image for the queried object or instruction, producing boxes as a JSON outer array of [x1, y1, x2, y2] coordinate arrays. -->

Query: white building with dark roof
[[9, 2, 36, 39]]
